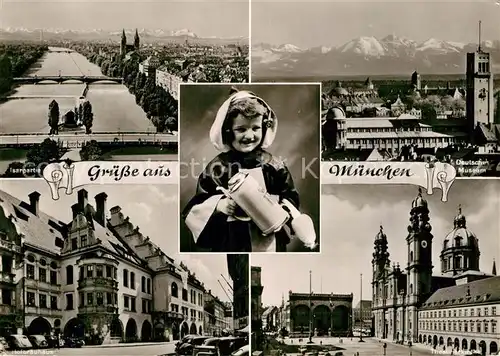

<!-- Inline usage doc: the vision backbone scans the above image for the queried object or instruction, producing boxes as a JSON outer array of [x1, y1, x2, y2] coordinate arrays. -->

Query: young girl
[[182, 88, 300, 252]]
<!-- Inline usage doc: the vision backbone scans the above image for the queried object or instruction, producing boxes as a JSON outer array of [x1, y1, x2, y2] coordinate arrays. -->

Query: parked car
[[44, 335, 61, 348], [64, 337, 84, 348], [176, 335, 198, 352], [177, 336, 210, 355], [6, 335, 32, 350], [28, 335, 48, 349]]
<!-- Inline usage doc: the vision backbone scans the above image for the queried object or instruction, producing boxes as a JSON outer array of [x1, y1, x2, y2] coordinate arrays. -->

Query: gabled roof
[[0, 190, 65, 253]]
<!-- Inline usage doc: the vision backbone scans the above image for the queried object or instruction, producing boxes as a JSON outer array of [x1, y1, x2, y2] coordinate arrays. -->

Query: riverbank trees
[[0, 44, 48, 95]]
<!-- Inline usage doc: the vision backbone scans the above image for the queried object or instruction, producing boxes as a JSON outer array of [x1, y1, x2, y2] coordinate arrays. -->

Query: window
[[39, 294, 47, 308], [80, 235, 87, 247], [130, 272, 135, 289], [124, 296, 129, 309], [106, 266, 112, 278], [96, 265, 103, 278], [147, 278, 151, 294], [484, 321, 488, 333], [142, 299, 146, 313], [50, 296, 57, 309], [142, 276, 146, 292], [123, 270, 129, 287], [493, 307, 497, 315], [471, 309, 474, 316], [182, 288, 188, 301], [477, 321, 481, 333], [66, 266, 73, 284], [71, 238, 77, 250], [39, 268, 46, 283], [86, 265, 93, 278], [79, 267, 83, 280], [87, 293, 94, 306], [27, 264, 35, 279], [492, 321, 497, 334], [96, 292, 103, 306], [484, 307, 488, 316], [27, 292, 35, 307], [66, 294, 74, 310], [79, 292, 84, 307], [131, 297, 136, 312], [106, 292, 112, 305], [50, 270, 57, 285]]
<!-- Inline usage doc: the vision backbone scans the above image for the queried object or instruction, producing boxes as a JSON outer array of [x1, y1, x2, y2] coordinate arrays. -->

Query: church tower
[[372, 226, 390, 339], [121, 29, 127, 56], [134, 29, 140, 50], [411, 71, 421, 91], [406, 188, 433, 342], [440, 205, 480, 277], [466, 21, 494, 134]]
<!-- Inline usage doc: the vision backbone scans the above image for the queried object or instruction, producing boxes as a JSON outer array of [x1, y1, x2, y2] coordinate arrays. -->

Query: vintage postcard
[[0, 0, 249, 178], [0, 177, 249, 352], [252, 1, 500, 177]]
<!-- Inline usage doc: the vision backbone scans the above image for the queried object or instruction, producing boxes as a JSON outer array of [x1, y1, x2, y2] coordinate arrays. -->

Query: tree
[[48, 100, 60, 135], [0, 54, 13, 95], [80, 140, 102, 161], [26, 138, 61, 167], [82, 101, 94, 134]]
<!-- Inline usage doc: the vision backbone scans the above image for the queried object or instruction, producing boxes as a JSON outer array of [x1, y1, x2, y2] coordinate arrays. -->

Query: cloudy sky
[[0, 0, 249, 38], [252, 179, 500, 307], [252, 0, 500, 48], [0, 179, 233, 303]]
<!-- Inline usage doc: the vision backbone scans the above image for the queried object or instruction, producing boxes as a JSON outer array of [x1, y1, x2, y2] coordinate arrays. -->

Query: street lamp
[[308, 270, 313, 344]]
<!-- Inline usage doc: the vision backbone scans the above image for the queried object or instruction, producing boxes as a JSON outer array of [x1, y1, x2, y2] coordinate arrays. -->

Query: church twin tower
[[120, 29, 141, 55], [371, 189, 481, 342]]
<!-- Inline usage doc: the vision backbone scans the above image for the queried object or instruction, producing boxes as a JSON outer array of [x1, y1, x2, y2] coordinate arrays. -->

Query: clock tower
[[405, 188, 433, 342], [466, 21, 494, 135]]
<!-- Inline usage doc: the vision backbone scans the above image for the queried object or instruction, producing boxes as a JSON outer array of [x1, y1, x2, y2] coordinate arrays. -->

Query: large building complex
[[0, 188, 236, 345], [372, 189, 499, 355]]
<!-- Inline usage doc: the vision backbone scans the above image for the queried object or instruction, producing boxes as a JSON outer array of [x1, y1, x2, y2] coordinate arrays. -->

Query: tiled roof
[[422, 276, 500, 309], [0, 190, 65, 253], [0, 189, 145, 267]]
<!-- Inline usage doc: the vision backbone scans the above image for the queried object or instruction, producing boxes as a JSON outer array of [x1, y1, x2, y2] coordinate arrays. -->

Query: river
[[0, 47, 155, 134]]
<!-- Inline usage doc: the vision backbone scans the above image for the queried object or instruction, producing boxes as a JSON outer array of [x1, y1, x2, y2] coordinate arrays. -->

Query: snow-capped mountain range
[[252, 34, 500, 78], [0, 27, 248, 45]]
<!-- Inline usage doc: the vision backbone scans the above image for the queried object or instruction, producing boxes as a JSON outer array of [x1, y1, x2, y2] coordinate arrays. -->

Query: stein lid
[[228, 172, 248, 193]]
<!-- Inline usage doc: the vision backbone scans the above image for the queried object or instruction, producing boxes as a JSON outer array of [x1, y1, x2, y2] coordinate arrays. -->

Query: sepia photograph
[[0, 0, 249, 177], [179, 84, 321, 253], [252, 1, 500, 176], [0, 180, 249, 355], [251, 180, 500, 356]]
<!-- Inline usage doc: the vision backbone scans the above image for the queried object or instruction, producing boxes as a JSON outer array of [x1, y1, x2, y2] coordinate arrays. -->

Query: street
[[281, 337, 436, 356], [2, 342, 176, 356]]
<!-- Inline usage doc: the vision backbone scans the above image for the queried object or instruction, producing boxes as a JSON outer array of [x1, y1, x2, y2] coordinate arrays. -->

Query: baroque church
[[372, 189, 499, 355]]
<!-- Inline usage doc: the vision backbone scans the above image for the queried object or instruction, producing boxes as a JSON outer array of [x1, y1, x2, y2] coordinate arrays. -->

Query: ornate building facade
[[372, 189, 498, 355], [0, 188, 210, 344]]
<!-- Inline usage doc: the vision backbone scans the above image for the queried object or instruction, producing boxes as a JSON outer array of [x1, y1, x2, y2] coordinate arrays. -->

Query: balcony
[[0, 239, 21, 254], [24, 278, 60, 290], [79, 305, 118, 314], [0, 271, 15, 284], [25, 306, 63, 318], [0, 304, 15, 314], [78, 278, 118, 290]]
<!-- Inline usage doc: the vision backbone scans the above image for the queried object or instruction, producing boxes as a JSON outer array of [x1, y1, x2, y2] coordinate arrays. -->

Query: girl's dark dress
[[182, 149, 299, 252]]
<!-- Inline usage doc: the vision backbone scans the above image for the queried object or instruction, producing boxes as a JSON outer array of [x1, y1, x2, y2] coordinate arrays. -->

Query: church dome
[[328, 107, 346, 119], [443, 205, 478, 249], [411, 188, 427, 208]]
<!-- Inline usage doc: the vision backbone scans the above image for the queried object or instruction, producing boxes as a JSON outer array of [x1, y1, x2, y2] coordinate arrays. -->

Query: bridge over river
[[13, 75, 123, 85]]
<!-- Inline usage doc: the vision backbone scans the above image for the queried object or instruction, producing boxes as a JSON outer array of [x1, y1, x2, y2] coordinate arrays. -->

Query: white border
[[177, 82, 322, 255]]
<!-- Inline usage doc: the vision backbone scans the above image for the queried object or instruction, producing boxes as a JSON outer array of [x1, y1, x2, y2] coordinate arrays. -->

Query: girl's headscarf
[[209, 89, 278, 152]]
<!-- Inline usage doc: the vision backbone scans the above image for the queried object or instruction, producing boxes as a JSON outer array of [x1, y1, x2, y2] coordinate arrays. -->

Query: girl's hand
[[216, 197, 237, 216]]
